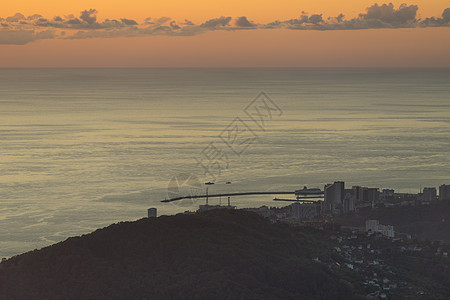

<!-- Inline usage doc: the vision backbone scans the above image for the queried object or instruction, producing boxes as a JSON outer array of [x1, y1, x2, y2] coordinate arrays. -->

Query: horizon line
[[1, 66, 450, 69]]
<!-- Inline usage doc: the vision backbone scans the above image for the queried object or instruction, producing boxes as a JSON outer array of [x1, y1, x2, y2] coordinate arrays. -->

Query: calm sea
[[0, 68, 449, 257]]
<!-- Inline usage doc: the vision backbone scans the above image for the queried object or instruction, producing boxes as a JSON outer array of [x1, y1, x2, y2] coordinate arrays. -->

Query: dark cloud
[[419, 17, 443, 27], [360, 3, 418, 24], [169, 21, 181, 30], [27, 14, 42, 21], [33, 18, 54, 27], [6, 13, 25, 23], [67, 18, 82, 25], [121, 18, 138, 26], [308, 14, 323, 24], [80, 9, 97, 24], [283, 13, 323, 27], [200, 16, 232, 28], [417, 7, 450, 27], [277, 3, 424, 30], [443, 8, 450, 23], [182, 19, 195, 26], [235, 16, 256, 27]]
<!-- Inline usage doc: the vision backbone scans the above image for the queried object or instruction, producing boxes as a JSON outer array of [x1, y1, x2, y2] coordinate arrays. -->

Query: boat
[[295, 186, 323, 196]]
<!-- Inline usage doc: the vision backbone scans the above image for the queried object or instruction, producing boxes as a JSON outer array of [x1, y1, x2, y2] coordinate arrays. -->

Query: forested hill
[[0, 209, 355, 299]]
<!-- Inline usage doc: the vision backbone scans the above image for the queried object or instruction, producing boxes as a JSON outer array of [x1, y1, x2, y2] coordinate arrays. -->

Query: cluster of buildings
[[326, 232, 404, 298], [249, 182, 450, 238], [322, 228, 450, 298], [292, 182, 450, 220], [196, 181, 450, 239]]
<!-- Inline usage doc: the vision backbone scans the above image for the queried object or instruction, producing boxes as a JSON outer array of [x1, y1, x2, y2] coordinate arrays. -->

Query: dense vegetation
[[0, 210, 355, 299], [336, 200, 450, 242]]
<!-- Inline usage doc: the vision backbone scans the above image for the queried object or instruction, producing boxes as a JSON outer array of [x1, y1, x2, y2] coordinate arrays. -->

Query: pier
[[273, 198, 320, 203], [161, 191, 296, 203], [161, 190, 324, 203]]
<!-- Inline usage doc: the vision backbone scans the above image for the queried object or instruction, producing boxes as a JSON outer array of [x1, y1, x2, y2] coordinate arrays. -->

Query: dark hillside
[[0, 209, 355, 300]]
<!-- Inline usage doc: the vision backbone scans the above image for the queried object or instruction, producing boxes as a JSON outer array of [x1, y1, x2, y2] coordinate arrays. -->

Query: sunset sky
[[1, 0, 449, 67]]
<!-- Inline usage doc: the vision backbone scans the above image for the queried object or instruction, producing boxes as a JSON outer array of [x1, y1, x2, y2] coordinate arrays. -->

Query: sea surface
[[0, 68, 449, 258]]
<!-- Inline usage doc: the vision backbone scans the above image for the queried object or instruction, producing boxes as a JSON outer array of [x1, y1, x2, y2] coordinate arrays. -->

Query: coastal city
[[150, 182, 450, 298], [156, 182, 450, 231]]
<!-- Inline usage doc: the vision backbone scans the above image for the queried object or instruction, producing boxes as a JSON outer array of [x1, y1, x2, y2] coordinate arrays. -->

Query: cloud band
[[0, 4, 449, 45]]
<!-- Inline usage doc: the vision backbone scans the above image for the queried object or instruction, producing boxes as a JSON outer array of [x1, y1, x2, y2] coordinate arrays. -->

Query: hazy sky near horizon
[[1, 0, 449, 67]]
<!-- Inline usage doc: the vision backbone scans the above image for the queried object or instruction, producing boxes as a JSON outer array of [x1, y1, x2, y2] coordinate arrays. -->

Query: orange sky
[[1, 1, 449, 67], [3, 0, 448, 22]]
